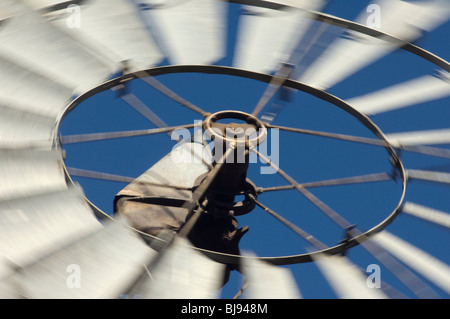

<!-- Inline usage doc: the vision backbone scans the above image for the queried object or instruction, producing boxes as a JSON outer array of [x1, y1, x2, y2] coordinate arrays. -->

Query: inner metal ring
[[203, 110, 267, 148]]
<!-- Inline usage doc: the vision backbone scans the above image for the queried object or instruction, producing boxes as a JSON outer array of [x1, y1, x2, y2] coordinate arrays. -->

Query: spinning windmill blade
[[0, 0, 449, 300]]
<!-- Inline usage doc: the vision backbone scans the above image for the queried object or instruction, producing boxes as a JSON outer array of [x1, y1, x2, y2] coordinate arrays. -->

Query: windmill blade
[[136, 0, 226, 65], [347, 71, 450, 115], [38, 0, 164, 71], [0, 187, 101, 277], [0, 269, 18, 298], [0, 102, 57, 147], [312, 254, 388, 299], [5, 218, 156, 298], [233, 0, 326, 74], [0, 0, 116, 94], [241, 254, 302, 299], [371, 231, 450, 295], [402, 202, 450, 230], [386, 128, 450, 147], [0, 54, 73, 119], [132, 237, 225, 299], [406, 169, 450, 185], [298, 0, 450, 90], [0, 149, 66, 201]]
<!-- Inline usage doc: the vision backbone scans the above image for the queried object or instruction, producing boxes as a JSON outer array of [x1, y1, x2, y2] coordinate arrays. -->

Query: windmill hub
[[203, 110, 267, 149]]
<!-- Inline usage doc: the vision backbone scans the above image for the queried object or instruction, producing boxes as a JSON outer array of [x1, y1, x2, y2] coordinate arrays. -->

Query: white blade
[[0, 149, 66, 201], [22, 0, 68, 8], [41, 0, 164, 71], [0, 0, 116, 93], [242, 254, 302, 299], [233, 0, 325, 74], [313, 254, 388, 299], [386, 128, 450, 147], [0, 54, 73, 119], [298, 0, 450, 90], [140, 237, 225, 299], [372, 231, 450, 295], [137, 0, 226, 65], [406, 169, 450, 185], [0, 101, 56, 146], [402, 202, 450, 229], [0, 187, 101, 272], [10, 219, 156, 298], [347, 71, 450, 115]]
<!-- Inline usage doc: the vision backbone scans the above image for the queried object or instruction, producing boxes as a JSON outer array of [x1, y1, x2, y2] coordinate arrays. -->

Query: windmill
[[0, 0, 450, 299]]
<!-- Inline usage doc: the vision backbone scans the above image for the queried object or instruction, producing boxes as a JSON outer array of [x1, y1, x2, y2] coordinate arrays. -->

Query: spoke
[[252, 147, 353, 230], [400, 144, 450, 159], [120, 92, 171, 130], [252, 144, 439, 298], [135, 70, 208, 117], [259, 172, 392, 193], [357, 232, 441, 299], [251, 71, 292, 118], [251, 20, 330, 118], [232, 282, 249, 300], [61, 123, 196, 144], [251, 195, 327, 250], [268, 123, 385, 147], [66, 167, 192, 191], [270, 124, 450, 159]]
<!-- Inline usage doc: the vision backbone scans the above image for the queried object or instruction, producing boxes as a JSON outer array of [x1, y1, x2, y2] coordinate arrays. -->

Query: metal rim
[[58, 64, 407, 265]]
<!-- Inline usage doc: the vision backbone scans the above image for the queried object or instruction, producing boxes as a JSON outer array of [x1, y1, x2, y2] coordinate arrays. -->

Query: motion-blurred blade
[[402, 202, 450, 229], [0, 269, 19, 299], [233, 0, 325, 74], [9, 218, 156, 298], [386, 129, 450, 147], [0, 102, 57, 147], [137, 0, 226, 65], [406, 169, 450, 185], [0, 187, 101, 274], [241, 254, 302, 299], [139, 237, 225, 298], [372, 231, 450, 295], [39, 0, 164, 71], [298, 0, 450, 90], [347, 71, 450, 115], [23, 0, 69, 9], [313, 254, 388, 299], [0, 0, 116, 93], [0, 54, 73, 118], [0, 149, 66, 201]]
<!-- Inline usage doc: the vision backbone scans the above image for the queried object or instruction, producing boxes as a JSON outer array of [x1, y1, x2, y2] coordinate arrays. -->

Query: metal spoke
[[270, 123, 450, 159], [251, 147, 353, 230], [135, 70, 209, 117], [251, 19, 330, 118], [356, 231, 441, 299], [252, 148, 439, 297], [259, 172, 392, 193], [400, 144, 450, 159], [61, 123, 196, 144], [66, 167, 192, 191], [120, 93, 170, 128], [268, 123, 386, 147], [251, 195, 327, 250]]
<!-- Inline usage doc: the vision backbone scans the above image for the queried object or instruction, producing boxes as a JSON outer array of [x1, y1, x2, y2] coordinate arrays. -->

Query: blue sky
[[60, 0, 450, 298]]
